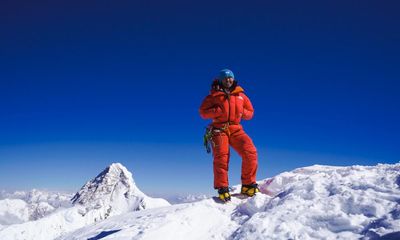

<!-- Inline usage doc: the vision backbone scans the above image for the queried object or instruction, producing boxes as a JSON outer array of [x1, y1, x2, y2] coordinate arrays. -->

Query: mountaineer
[[200, 69, 259, 202]]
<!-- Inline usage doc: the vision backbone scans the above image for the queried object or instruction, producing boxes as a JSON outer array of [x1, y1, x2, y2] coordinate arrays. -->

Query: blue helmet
[[218, 69, 234, 81]]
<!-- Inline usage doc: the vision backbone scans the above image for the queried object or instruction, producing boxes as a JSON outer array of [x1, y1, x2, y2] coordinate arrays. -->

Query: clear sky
[[1, 0, 399, 196]]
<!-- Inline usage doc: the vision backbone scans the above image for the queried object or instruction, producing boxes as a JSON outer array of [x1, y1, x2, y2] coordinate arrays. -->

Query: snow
[[231, 164, 400, 239], [0, 163, 170, 240], [70, 163, 170, 218], [61, 163, 400, 240], [0, 189, 73, 225], [1, 162, 400, 240], [58, 198, 241, 240], [0, 199, 29, 225], [0, 189, 73, 208], [164, 194, 210, 204]]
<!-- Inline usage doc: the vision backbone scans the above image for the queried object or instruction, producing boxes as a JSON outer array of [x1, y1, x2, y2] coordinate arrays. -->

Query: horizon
[[2, 161, 399, 199], [1, 1, 399, 196]]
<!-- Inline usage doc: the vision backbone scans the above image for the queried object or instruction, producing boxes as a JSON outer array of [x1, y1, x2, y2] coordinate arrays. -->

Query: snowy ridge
[[235, 163, 400, 239], [0, 189, 73, 225], [1, 163, 399, 240], [0, 163, 170, 240], [71, 163, 141, 205], [70, 163, 161, 218], [165, 194, 210, 204], [0, 189, 73, 208], [60, 163, 400, 240]]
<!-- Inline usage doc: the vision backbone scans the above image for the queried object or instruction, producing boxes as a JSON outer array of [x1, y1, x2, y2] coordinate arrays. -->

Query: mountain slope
[[70, 163, 169, 219], [0, 163, 170, 240], [0, 189, 73, 225], [61, 163, 400, 240]]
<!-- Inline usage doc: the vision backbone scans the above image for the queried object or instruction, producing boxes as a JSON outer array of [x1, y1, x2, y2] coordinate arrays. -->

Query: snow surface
[[0, 163, 170, 240], [60, 163, 400, 240], [1, 162, 399, 240], [0, 199, 29, 225], [0, 189, 73, 225], [164, 194, 210, 204], [70, 163, 169, 217]]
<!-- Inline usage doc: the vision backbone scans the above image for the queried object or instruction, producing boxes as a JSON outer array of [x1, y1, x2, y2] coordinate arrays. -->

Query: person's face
[[222, 77, 234, 89]]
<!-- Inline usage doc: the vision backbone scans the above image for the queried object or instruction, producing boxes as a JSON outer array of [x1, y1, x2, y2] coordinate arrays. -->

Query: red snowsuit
[[199, 83, 258, 189]]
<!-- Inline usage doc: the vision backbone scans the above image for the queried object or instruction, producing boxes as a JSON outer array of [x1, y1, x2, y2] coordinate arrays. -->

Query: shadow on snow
[[87, 229, 121, 240]]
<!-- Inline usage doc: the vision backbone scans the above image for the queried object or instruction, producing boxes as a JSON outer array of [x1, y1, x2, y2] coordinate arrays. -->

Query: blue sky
[[0, 1, 399, 196]]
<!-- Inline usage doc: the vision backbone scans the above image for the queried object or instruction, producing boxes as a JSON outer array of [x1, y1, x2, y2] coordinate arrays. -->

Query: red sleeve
[[241, 94, 254, 120], [199, 95, 223, 119]]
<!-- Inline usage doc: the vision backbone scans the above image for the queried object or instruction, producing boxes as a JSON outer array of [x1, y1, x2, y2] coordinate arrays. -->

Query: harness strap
[[213, 122, 239, 136], [204, 122, 241, 153]]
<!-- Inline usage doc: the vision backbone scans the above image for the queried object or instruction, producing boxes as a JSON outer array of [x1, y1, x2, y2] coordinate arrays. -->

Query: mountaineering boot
[[218, 187, 231, 202], [241, 183, 260, 197]]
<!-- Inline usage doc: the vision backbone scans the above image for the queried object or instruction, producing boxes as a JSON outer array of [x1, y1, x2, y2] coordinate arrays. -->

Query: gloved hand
[[211, 79, 221, 91]]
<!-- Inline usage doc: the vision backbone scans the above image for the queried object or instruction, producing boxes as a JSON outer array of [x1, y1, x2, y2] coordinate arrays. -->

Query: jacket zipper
[[226, 92, 231, 124]]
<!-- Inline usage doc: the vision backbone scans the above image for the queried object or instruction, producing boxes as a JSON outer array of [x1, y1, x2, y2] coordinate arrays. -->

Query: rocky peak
[[71, 163, 143, 205]]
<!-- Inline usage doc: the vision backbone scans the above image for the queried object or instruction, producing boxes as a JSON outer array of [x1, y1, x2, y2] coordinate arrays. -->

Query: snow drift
[[235, 164, 400, 239]]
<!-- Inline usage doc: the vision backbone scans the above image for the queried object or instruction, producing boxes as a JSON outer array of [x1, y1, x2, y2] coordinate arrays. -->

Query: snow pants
[[212, 125, 258, 189]]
